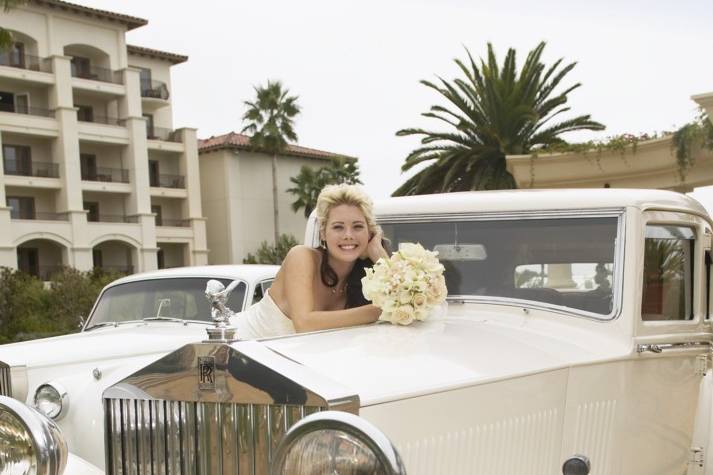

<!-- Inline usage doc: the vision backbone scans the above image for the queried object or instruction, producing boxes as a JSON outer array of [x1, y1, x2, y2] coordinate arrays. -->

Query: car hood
[[0, 323, 209, 368], [263, 309, 631, 406]]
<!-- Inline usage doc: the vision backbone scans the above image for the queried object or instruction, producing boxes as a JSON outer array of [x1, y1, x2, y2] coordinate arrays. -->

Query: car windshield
[[382, 215, 619, 317], [87, 278, 247, 326]]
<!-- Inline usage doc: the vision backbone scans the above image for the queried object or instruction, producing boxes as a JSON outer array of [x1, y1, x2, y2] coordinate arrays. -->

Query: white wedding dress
[[229, 290, 296, 340]]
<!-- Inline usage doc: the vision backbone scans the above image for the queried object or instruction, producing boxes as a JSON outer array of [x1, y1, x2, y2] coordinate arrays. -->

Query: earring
[[320, 240, 327, 250]]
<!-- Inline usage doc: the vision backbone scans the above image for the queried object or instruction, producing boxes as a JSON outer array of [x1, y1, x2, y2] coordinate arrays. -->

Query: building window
[[84, 201, 99, 222], [17, 247, 38, 277], [71, 56, 92, 79], [157, 248, 165, 269], [92, 249, 103, 268], [144, 114, 155, 139], [641, 225, 695, 321], [7, 196, 35, 219], [80, 154, 97, 180], [76, 105, 94, 123], [149, 161, 159, 187], [3, 144, 32, 176]]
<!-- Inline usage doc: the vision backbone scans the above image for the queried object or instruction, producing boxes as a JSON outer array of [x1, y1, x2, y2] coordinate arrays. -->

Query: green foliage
[[0, 0, 26, 51], [287, 157, 363, 217], [0, 267, 122, 344], [241, 80, 301, 154], [394, 41, 604, 196], [243, 234, 299, 265], [672, 112, 713, 179]]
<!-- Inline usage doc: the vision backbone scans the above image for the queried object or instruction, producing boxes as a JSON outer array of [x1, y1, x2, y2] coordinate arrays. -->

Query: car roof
[[372, 189, 708, 217], [107, 264, 279, 287]]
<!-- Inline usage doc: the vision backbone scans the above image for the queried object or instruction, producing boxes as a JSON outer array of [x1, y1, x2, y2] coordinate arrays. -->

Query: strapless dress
[[229, 290, 296, 340]]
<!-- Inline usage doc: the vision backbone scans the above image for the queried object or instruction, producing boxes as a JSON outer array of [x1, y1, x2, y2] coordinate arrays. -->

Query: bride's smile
[[323, 204, 370, 263]]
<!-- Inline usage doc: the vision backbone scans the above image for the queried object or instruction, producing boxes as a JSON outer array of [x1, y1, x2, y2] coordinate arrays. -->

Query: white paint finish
[[361, 369, 568, 474]]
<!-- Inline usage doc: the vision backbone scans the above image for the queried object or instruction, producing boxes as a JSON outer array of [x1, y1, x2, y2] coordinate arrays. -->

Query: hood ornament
[[204, 279, 240, 342]]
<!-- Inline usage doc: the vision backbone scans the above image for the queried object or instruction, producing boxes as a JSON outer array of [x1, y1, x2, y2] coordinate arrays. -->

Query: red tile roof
[[31, 0, 148, 30], [198, 132, 355, 161], [127, 45, 188, 65]]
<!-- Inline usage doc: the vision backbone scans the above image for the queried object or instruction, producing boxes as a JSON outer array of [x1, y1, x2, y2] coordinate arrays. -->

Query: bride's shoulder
[[283, 245, 320, 265]]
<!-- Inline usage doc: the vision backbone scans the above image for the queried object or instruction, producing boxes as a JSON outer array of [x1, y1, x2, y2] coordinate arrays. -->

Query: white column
[[0, 132, 16, 268], [177, 127, 208, 265], [49, 55, 90, 270], [120, 67, 157, 271]]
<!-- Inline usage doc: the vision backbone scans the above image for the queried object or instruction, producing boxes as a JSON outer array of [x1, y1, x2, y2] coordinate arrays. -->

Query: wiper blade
[[143, 316, 185, 323]]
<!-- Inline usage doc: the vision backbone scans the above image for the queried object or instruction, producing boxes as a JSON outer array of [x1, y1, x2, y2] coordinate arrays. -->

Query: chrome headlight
[[33, 383, 68, 421], [0, 395, 67, 475], [271, 411, 406, 475]]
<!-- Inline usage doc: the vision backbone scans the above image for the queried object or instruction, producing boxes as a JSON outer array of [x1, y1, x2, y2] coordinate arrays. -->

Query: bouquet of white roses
[[361, 242, 447, 325]]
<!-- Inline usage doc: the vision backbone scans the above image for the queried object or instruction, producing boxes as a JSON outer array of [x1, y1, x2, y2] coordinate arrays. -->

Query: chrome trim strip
[[637, 341, 712, 354], [0, 362, 11, 397], [377, 207, 626, 223]]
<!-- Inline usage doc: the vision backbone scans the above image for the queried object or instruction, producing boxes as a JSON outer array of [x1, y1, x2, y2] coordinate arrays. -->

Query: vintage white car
[[0, 264, 278, 471], [4, 188, 713, 474]]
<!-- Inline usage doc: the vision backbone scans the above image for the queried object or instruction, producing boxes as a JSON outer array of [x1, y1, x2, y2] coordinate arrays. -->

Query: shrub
[[243, 234, 298, 265]]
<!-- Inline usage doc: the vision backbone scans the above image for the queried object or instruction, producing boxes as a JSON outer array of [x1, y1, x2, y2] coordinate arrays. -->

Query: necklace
[[331, 281, 347, 295]]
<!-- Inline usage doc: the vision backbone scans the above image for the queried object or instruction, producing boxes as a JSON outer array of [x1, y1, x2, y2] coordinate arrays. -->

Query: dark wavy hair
[[318, 247, 374, 309]]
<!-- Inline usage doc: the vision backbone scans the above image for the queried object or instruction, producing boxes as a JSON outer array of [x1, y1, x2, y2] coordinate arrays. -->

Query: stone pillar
[[176, 128, 208, 265], [0, 132, 16, 269], [121, 67, 157, 271], [546, 264, 577, 289], [49, 55, 90, 270]]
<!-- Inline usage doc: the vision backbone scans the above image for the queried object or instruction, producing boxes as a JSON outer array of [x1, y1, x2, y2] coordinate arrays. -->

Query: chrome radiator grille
[[104, 398, 321, 475], [0, 362, 11, 397]]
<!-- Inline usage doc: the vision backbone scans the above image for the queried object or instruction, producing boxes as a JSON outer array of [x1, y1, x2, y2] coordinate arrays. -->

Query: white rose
[[391, 305, 415, 325]]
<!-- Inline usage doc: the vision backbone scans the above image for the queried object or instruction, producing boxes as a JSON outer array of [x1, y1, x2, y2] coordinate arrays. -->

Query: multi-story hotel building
[[0, 0, 207, 279]]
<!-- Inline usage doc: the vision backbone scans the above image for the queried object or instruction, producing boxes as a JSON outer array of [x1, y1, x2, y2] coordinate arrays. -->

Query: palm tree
[[287, 156, 362, 217], [242, 80, 300, 244], [0, 1, 25, 50], [393, 42, 605, 195]]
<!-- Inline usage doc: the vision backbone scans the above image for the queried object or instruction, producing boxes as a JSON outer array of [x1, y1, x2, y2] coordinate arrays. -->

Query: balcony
[[71, 63, 122, 84], [146, 127, 180, 143], [150, 173, 184, 189], [87, 214, 138, 224], [77, 113, 122, 127], [81, 167, 129, 183], [0, 103, 55, 118], [140, 80, 169, 100], [0, 53, 52, 73], [11, 211, 68, 221], [156, 217, 190, 227], [4, 159, 59, 178]]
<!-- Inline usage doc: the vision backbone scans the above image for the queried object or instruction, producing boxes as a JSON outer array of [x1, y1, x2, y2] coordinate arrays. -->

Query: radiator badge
[[198, 356, 216, 391]]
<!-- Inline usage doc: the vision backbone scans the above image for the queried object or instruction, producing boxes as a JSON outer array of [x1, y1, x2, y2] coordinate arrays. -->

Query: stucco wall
[[199, 147, 330, 264]]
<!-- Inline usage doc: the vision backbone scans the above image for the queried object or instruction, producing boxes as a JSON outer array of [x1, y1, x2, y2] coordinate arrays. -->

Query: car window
[[381, 216, 619, 316], [88, 278, 247, 325], [641, 225, 695, 321], [252, 279, 274, 305]]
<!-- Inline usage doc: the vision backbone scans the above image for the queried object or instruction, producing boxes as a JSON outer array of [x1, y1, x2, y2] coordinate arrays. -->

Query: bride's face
[[322, 204, 370, 263]]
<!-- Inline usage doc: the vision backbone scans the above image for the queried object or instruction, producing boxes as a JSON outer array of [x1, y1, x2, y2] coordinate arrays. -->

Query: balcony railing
[[140, 80, 169, 100], [0, 53, 52, 73], [156, 218, 191, 227], [71, 63, 123, 84], [150, 174, 185, 189], [11, 212, 69, 221], [0, 103, 55, 118], [77, 113, 123, 126], [81, 167, 129, 183], [87, 214, 138, 224], [36, 265, 65, 281], [146, 127, 181, 143], [4, 160, 59, 178]]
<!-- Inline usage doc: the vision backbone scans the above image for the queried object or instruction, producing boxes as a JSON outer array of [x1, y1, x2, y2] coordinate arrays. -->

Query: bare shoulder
[[282, 245, 320, 269]]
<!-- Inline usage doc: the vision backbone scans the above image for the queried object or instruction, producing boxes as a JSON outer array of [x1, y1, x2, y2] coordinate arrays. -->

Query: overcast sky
[[84, 0, 713, 203]]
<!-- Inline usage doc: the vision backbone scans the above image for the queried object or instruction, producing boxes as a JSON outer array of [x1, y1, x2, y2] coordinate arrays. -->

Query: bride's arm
[[283, 246, 380, 333]]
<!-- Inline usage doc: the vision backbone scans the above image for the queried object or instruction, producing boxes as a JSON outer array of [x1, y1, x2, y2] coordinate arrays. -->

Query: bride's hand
[[366, 230, 388, 262]]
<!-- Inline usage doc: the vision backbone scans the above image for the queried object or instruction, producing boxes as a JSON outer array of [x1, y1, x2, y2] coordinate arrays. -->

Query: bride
[[231, 184, 388, 339]]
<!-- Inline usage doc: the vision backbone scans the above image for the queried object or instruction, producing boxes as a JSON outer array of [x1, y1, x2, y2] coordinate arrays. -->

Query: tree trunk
[[272, 152, 280, 244]]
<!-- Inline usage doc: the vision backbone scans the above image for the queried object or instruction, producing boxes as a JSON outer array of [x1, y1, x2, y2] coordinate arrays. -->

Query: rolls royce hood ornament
[[204, 279, 240, 342]]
